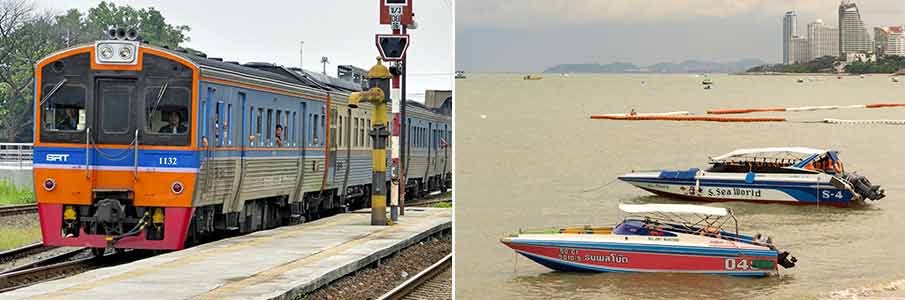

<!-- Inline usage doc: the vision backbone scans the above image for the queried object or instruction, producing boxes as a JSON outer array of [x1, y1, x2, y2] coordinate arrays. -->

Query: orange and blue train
[[32, 35, 451, 251]]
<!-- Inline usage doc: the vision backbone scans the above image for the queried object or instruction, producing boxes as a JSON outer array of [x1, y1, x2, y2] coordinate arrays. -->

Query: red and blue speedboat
[[501, 204, 797, 276], [618, 147, 885, 207]]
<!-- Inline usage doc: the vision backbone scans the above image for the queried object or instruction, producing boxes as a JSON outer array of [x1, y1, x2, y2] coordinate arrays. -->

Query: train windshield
[[145, 82, 190, 136], [41, 83, 87, 132]]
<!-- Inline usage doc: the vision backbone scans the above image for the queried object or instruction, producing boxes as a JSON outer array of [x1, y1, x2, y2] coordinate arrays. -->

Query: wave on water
[[822, 278, 905, 300]]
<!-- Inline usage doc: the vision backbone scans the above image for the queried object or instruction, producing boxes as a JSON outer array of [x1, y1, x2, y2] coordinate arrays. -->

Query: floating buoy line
[[590, 115, 785, 122], [707, 103, 905, 115]]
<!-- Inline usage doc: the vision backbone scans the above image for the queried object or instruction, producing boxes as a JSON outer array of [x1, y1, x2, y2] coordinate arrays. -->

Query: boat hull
[[619, 170, 857, 207], [503, 239, 778, 276]]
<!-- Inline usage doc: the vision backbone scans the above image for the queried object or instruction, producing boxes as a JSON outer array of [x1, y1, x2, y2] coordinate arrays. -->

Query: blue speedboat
[[619, 147, 885, 207]]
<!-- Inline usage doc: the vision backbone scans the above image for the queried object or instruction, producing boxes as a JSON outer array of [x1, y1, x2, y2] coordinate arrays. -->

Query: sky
[[33, 0, 454, 101], [456, 0, 905, 72]]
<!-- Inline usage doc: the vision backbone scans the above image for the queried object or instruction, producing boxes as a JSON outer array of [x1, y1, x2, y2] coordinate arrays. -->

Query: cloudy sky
[[457, 0, 905, 72], [34, 0, 454, 101]]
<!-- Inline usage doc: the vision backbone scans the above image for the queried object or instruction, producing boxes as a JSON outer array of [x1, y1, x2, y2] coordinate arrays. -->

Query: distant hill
[[544, 59, 767, 74]]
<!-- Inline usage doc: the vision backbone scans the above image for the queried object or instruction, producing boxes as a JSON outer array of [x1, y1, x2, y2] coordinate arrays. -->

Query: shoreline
[[733, 72, 897, 76]]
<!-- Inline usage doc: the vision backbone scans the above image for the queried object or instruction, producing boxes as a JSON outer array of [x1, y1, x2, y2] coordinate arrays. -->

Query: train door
[[93, 78, 138, 188], [328, 106, 337, 184], [293, 102, 308, 203]]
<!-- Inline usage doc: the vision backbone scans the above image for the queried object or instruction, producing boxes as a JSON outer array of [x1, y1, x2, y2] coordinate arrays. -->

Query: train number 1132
[[159, 157, 178, 166]]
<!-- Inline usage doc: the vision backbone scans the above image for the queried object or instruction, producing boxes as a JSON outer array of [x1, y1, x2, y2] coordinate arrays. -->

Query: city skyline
[[457, 0, 905, 72], [781, 0, 905, 65]]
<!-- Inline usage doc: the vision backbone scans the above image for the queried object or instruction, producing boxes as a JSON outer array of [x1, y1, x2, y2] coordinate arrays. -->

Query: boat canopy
[[709, 147, 843, 174], [618, 204, 728, 216], [710, 147, 827, 161]]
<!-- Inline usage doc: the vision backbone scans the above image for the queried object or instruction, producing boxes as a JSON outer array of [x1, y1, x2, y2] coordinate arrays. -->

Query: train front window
[[99, 82, 134, 134], [41, 84, 87, 132], [145, 84, 190, 135]]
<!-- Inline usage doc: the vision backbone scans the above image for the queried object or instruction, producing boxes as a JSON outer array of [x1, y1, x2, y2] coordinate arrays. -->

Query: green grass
[[0, 225, 42, 250], [0, 179, 34, 205], [433, 201, 452, 208]]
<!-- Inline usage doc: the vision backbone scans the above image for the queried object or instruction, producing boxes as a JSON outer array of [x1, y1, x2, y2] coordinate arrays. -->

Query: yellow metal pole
[[349, 57, 392, 226]]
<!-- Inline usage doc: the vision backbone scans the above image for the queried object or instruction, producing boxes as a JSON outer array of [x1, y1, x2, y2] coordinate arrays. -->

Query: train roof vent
[[208, 57, 223, 61], [243, 62, 277, 68], [225, 61, 239, 65]]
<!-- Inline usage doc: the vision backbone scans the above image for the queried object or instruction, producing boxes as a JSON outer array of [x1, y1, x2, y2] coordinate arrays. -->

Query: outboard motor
[[843, 172, 885, 201], [778, 251, 797, 268]]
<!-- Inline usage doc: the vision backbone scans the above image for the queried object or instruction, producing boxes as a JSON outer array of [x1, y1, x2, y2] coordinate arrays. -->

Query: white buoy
[[480, 114, 487, 119]]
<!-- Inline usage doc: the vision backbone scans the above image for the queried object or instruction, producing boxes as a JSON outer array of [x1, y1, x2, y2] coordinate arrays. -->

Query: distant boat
[[891, 77, 899, 83], [702, 77, 713, 85], [561, 73, 569, 77], [455, 70, 466, 79], [796, 78, 805, 83], [523, 74, 543, 80]]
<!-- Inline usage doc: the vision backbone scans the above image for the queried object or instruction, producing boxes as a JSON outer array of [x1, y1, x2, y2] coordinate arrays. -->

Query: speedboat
[[618, 147, 885, 207], [455, 70, 466, 79], [501, 204, 797, 276]]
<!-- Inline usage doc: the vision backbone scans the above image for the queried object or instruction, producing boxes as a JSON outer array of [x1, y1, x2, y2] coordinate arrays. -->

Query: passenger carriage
[[33, 35, 451, 251]]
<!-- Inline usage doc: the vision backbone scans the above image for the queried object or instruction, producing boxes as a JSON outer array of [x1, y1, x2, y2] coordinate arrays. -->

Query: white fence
[[0, 143, 33, 168]]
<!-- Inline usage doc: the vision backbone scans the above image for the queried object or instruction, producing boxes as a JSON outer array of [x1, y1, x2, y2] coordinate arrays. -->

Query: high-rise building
[[783, 11, 797, 64], [886, 27, 905, 57], [875, 26, 905, 57], [808, 20, 839, 61], [791, 37, 809, 64], [838, 1, 873, 56]]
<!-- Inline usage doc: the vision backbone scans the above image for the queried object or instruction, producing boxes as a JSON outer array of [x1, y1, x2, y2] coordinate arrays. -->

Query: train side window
[[256, 108, 263, 146], [366, 119, 371, 147], [42, 84, 87, 132], [330, 109, 337, 148], [266, 109, 273, 146], [292, 112, 297, 146], [337, 115, 342, 147], [353, 117, 358, 147], [313, 114, 320, 146], [275, 110, 282, 146], [215, 102, 222, 146], [226, 103, 232, 145]]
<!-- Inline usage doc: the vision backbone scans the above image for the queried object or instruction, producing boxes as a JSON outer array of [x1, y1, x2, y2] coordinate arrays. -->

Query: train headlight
[[99, 46, 114, 59], [118, 46, 132, 60], [171, 181, 184, 194], [94, 41, 139, 65], [43, 178, 56, 191]]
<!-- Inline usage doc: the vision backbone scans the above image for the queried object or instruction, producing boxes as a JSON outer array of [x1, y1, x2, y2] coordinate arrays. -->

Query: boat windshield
[[613, 220, 677, 237]]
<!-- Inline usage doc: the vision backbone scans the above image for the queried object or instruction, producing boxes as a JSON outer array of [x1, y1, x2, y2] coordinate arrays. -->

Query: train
[[32, 32, 451, 252]]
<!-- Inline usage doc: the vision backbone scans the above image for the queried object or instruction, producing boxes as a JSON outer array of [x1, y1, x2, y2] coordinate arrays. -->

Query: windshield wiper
[[148, 81, 169, 121], [38, 78, 68, 107]]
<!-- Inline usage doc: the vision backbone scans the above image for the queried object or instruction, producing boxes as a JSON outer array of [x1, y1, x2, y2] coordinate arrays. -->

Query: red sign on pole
[[379, 0, 413, 25]]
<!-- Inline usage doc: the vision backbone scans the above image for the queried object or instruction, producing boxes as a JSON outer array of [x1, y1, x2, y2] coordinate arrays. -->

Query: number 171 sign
[[380, 0, 413, 25]]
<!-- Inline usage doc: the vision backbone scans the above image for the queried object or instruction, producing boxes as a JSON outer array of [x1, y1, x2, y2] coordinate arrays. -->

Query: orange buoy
[[865, 103, 905, 108], [590, 115, 786, 122], [706, 107, 786, 114]]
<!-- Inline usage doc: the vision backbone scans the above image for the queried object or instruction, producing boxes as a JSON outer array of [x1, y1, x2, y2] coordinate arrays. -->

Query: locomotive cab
[[34, 34, 199, 250]]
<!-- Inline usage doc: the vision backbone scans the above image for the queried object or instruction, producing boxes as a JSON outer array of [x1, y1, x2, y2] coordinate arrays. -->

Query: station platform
[[0, 207, 451, 300]]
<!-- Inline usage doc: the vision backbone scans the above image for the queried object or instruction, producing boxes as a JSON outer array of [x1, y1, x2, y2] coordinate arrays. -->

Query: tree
[[0, 0, 191, 142]]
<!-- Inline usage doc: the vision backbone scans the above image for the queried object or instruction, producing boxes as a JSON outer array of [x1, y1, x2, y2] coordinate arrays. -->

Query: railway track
[[0, 243, 47, 266], [0, 248, 151, 293], [0, 204, 38, 217], [376, 253, 452, 300]]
